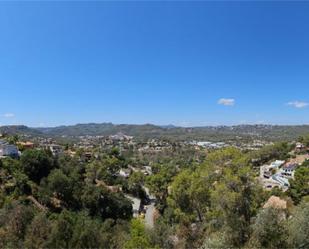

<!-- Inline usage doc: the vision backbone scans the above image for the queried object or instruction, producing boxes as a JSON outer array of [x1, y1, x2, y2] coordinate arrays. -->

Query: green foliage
[[20, 149, 54, 183], [24, 213, 51, 249], [12, 171, 31, 196], [1, 132, 309, 248], [45, 169, 81, 209], [7, 123, 309, 142], [7, 135, 19, 145], [85, 154, 124, 185], [168, 170, 210, 223], [288, 165, 309, 204], [249, 208, 287, 249], [125, 219, 151, 249], [146, 163, 177, 211], [202, 147, 249, 170], [1, 157, 22, 174], [149, 217, 174, 249], [299, 134, 309, 147], [46, 210, 76, 248], [287, 201, 309, 248], [251, 142, 292, 166], [152, 148, 264, 247], [0, 201, 35, 247], [81, 184, 132, 220], [85, 160, 109, 184], [69, 214, 104, 249], [127, 172, 146, 199], [210, 167, 260, 246], [201, 232, 228, 249], [110, 146, 120, 157]]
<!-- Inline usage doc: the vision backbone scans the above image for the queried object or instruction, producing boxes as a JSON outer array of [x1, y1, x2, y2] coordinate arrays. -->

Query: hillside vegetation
[[2, 123, 309, 141], [0, 138, 308, 248]]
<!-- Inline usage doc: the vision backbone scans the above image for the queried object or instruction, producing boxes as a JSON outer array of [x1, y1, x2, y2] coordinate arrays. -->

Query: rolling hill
[[1, 123, 309, 142]]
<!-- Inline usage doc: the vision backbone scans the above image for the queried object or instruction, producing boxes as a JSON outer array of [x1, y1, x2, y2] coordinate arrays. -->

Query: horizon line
[[2, 122, 309, 129]]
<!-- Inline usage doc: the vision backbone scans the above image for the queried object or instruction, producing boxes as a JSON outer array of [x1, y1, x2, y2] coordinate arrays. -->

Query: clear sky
[[1, 1, 309, 127]]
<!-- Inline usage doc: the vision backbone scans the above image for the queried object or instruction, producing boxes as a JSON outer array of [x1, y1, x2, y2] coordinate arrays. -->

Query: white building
[[119, 168, 131, 178], [281, 164, 297, 178], [0, 140, 19, 158], [49, 144, 63, 156], [269, 160, 285, 170]]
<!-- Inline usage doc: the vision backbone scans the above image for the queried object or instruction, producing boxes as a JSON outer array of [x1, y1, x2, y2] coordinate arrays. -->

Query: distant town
[[1, 126, 307, 194]]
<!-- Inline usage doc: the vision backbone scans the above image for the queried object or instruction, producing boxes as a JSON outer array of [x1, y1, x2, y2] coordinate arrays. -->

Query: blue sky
[[1, 2, 309, 127]]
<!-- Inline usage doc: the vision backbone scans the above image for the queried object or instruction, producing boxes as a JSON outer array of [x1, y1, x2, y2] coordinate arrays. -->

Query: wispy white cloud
[[287, 101, 309, 109], [2, 113, 15, 118], [218, 98, 235, 106]]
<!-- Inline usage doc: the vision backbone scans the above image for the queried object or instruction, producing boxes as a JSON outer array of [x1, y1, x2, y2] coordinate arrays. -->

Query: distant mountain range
[[1, 123, 309, 142]]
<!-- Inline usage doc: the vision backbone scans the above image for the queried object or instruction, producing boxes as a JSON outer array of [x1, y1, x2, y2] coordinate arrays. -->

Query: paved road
[[144, 186, 155, 199], [143, 186, 156, 228], [144, 202, 155, 228]]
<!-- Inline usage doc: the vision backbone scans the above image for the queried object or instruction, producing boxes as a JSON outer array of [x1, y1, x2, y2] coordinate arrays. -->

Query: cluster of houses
[[0, 134, 156, 225], [75, 133, 179, 161], [295, 142, 308, 153], [25, 132, 273, 161], [262, 159, 301, 189], [190, 141, 227, 149], [260, 143, 309, 190], [119, 165, 153, 178], [0, 137, 65, 159], [261, 160, 290, 188], [0, 131, 187, 163], [74, 133, 134, 151], [189, 139, 272, 151], [109, 133, 133, 141]]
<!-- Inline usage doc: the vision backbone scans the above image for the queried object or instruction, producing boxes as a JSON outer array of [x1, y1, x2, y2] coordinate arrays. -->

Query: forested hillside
[[2, 123, 309, 141], [0, 138, 308, 248]]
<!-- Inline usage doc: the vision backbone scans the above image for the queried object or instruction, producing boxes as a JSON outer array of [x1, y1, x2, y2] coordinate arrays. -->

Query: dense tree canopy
[[249, 207, 287, 249], [288, 164, 309, 204], [0, 135, 308, 249], [20, 149, 54, 183]]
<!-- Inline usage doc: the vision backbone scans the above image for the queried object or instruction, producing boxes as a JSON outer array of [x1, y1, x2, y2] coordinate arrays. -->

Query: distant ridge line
[[1, 123, 309, 142]]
